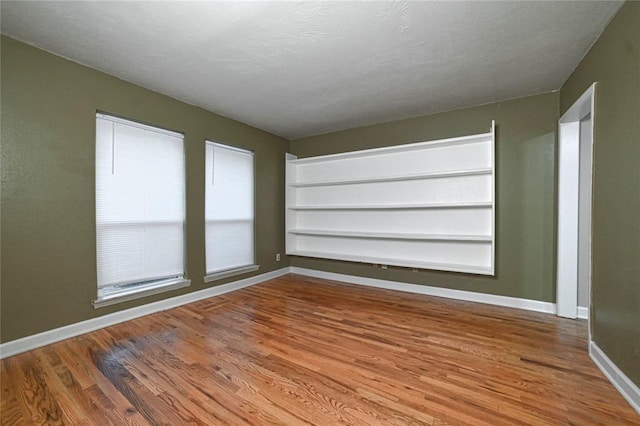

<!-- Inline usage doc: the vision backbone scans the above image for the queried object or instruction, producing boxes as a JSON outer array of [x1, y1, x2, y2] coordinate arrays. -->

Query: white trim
[[289, 131, 492, 164], [204, 264, 260, 283], [6, 265, 638, 416], [288, 229, 492, 241], [0, 267, 289, 359], [288, 201, 493, 211], [290, 267, 556, 314], [490, 120, 496, 276], [557, 82, 596, 319], [96, 112, 184, 138], [557, 119, 580, 317], [577, 306, 589, 320], [93, 278, 191, 309], [560, 83, 597, 123], [590, 341, 640, 414], [206, 140, 254, 155]]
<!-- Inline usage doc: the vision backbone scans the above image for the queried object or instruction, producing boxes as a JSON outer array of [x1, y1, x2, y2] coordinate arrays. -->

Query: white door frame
[[557, 83, 596, 319]]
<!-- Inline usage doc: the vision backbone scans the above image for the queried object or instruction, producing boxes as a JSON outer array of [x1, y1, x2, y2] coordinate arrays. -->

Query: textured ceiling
[[0, 1, 623, 139]]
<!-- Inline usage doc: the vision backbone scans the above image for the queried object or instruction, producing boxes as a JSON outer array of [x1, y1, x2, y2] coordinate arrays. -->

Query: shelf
[[285, 121, 495, 276], [288, 201, 492, 211], [290, 168, 491, 188], [289, 131, 492, 164], [287, 250, 493, 275], [288, 229, 492, 242]]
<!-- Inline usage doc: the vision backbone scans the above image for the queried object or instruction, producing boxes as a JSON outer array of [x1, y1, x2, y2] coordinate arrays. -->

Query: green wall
[[0, 36, 290, 343], [560, 1, 640, 386], [291, 93, 559, 303]]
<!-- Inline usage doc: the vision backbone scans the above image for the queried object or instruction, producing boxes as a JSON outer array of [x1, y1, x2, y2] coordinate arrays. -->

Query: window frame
[[93, 112, 190, 308], [203, 140, 259, 283]]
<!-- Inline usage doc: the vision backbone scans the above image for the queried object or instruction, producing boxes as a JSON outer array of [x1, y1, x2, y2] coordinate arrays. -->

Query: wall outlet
[[276, 253, 281, 261], [381, 264, 388, 270]]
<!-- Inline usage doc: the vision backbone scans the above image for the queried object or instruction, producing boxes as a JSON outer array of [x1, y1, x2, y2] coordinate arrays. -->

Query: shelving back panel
[[295, 175, 492, 206], [295, 208, 492, 236], [295, 140, 491, 183], [286, 122, 495, 275], [295, 236, 491, 267]]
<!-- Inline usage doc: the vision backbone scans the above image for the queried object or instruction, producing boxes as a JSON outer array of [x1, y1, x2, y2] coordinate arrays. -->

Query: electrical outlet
[[381, 264, 388, 270], [276, 253, 281, 261]]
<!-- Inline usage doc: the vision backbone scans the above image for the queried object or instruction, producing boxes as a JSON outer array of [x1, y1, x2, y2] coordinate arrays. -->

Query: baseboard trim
[[590, 341, 640, 414], [0, 267, 290, 359], [7, 265, 635, 413], [577, 306, 589, 320], [290, 267, 556, 314]]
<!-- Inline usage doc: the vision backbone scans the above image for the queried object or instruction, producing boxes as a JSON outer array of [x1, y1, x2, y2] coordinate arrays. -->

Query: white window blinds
[[205, 142, 255, 274], [95, 114, 185, 292]]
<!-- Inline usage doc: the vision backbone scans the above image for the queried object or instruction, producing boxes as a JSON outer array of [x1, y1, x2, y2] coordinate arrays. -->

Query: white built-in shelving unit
[[286, 122, 495, 275]]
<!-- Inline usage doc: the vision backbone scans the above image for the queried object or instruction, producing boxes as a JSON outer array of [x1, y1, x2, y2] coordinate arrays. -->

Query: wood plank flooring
[[2, 273, 639, 425]]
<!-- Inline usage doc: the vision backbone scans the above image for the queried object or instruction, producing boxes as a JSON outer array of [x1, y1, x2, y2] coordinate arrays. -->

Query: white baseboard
[[290, 267, 556, 314], [590, 341, 640, 414], [577, 306, 589, 320], [0, 267, 290, 359], [292, 267, 640, 413], [7, 264, 636, 415]]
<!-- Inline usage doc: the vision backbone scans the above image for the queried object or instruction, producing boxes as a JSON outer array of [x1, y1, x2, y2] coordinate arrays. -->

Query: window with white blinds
[[205, 142, 256, 278], [95, 113, 188, 305]]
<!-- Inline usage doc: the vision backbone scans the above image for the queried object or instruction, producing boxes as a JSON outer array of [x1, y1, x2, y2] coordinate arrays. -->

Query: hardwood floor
[[2, 273, 639, 425]]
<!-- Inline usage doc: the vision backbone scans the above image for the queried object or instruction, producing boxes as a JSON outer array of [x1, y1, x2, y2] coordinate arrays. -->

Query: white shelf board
[[290, 168, 492, 188], [289, 131, 493, 164], [288, 201, 492, 211], [288, 229, 492, 242], [287, 250, 493, 275]]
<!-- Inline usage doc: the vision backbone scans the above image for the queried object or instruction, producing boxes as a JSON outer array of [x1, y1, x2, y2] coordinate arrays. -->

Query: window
[[95, 113, 189, 307], [205, 142, 257, 281]]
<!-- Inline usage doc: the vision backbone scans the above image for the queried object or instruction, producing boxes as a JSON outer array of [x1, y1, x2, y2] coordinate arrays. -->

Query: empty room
[[1, 1, 639, 425]]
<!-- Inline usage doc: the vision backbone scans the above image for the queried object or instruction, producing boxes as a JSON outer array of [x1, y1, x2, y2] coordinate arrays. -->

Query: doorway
[[557, 83, 595, 320]]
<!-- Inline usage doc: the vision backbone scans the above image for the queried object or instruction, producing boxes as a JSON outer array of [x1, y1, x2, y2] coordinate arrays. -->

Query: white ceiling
[[1, 1, 622, 139]]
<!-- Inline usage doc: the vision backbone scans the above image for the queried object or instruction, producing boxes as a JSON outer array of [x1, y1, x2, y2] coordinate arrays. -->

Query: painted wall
[[560, 1, 640, 386], [291, 93, 559, 303], [0, 36, 289, 343]]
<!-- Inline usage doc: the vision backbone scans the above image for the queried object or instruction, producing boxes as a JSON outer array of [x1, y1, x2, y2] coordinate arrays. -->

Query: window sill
[[204, 265, 260, 283], [93, 278, 191, 309]]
